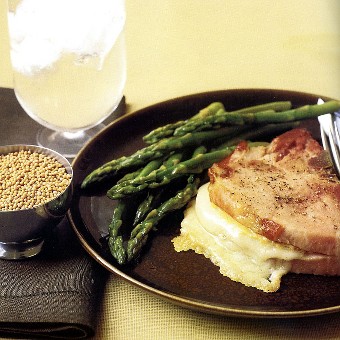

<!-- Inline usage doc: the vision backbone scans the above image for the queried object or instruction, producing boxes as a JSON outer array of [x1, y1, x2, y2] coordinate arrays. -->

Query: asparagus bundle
[[81, 99, 340, 265], [173, 100, 340, 136], [108, 174, 200, 264], [126, 174, 200, 262], [81, 126, 248, 188], [143, 101, 292, 144], [107, 146, 236, 199]]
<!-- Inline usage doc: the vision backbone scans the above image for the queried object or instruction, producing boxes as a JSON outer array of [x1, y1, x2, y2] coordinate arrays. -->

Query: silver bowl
[[0, 145, 73, 259]]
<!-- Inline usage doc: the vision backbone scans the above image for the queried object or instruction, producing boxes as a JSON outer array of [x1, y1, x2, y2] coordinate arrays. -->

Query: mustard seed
[[0, 150, 71, 211]]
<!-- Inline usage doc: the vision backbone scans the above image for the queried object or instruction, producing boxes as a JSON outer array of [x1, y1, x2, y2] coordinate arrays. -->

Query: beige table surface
[[1, 0, 340, 339]]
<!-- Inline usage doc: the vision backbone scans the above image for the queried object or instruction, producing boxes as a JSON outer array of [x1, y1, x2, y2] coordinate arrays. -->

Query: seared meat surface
[[208, 129, 340, 260]]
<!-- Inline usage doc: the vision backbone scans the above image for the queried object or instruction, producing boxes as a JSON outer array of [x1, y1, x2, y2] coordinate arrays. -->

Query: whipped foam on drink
[[8, 0, 125, 75]]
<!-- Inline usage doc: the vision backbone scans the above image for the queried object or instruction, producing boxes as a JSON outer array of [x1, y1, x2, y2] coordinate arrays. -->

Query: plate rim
[[67, 88, 339, 318]]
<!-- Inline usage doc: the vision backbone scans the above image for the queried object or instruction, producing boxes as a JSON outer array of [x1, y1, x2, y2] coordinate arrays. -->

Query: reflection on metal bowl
[[0, 144, 73, 259]]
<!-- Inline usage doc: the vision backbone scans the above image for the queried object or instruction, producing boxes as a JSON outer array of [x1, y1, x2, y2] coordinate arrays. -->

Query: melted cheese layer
[[172, 183, 305, 292]]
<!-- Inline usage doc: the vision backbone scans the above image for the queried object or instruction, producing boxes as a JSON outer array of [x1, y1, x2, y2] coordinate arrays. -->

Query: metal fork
[[318, 98, 340, 177]]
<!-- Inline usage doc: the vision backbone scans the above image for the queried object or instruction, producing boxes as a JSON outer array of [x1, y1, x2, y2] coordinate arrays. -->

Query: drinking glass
[[7, 0, 126, 158]]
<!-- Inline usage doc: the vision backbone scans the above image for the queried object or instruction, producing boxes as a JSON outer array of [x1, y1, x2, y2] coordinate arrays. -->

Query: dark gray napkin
[[0, 88, 126, 339], [0, 218, 108, 339]]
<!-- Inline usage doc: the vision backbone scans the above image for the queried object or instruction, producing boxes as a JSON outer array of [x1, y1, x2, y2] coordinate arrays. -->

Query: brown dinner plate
[[68, 88, 340, 318]]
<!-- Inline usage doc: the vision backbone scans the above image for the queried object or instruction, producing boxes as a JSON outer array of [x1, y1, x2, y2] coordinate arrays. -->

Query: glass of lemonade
[[7, 0, 126, 158]]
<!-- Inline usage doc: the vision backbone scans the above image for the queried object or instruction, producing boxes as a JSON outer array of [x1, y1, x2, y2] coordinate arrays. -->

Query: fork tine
[[320, 123, 330, 152], [317, 98, 340, 177], [332, 115, 340, 146], [327, 116, 340, 177]]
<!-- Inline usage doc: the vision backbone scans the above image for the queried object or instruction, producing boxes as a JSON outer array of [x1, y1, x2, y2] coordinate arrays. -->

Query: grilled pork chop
[[208, 128, 340, 275]]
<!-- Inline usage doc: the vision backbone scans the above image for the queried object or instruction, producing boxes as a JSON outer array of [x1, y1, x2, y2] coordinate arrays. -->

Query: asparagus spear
[[117, 158, 164, 184], [81, 127, 244, 188], [143, 101, 292, 144], [163, 151, 186, 167], [223, 101, 292, 114], [117, 168, 143, 184], [173, 100, 340, 136], [107, 145, 238, 199], [213, 122, 300, 150], [108, 200, 128, 265], [191, 145, 208, 157], [133, 192, 157, 226], [143, 102, 225, 144], [126, 175, 200, 262], [132, 153, 183, 226]]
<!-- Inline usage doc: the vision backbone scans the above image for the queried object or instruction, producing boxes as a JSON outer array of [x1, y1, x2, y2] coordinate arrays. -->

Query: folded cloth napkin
[[0, 217, 108, 339]]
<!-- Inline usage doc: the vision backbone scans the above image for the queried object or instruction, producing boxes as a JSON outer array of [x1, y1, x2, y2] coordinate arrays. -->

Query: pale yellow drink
[[13, 32, 125, 131], [8, 0, 126, 133]]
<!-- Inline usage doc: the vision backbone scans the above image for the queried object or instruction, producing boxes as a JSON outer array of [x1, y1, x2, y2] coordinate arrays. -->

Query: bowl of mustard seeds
[[0, 145, 73, 259]]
